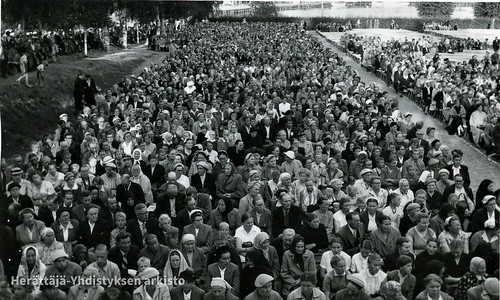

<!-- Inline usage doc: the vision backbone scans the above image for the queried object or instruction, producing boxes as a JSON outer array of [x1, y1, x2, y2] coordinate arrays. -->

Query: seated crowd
[[340, 33, 500, 158], [0, 22, 499, 300]]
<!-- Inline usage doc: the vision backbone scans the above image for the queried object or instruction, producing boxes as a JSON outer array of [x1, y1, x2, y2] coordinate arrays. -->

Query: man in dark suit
[[445, 154, 471, 187], [38, 196, 60, 227], [72, 191, 100, 225], [170, 269, 205, 300], [258, 116, 277, 146], [78, 207, 110, 249], [442, 174, 474, 206], [205, 246, 239, 296], [126, 203, 159, 248], [98, 196, 124, 226], [142, 156, 165, 192], [281, 119, 299, 141], [270, 228, 296, 265], [176, 196, 208, 232], [336, 211, 365, 256], [271, 190, 302, 238], [73, 73, 85, 112], [5, 182, 33, 210], [154, 182, 185, 227], [108, 231, 140, 279], [116, 174, 145, 205], [190, 162, 216, 198], [83, 74, 98, 107]]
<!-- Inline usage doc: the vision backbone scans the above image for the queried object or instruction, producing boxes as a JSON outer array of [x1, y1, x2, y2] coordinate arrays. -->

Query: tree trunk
[[84, 29, 88, 57], [137, 24, 140, 44]]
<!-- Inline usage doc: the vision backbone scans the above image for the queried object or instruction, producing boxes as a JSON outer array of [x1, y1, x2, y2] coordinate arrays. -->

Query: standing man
[[73, 73, 85, 114]]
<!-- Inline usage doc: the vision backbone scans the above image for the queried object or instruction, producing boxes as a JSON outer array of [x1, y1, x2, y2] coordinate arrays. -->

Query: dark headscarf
[[246, 249, 269, 267], [220, 198, 233, 224], [476, 179, 494, 210], [289, 235, 306, 272]]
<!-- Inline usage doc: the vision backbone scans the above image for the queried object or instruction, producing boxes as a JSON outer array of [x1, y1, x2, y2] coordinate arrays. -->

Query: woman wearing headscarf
[[209, 198, 240, 234], [429, 203, 455, 237], [216, 163, 245, 207], [35, 227, 65, 266], [280, 235, 317, 296], [455, 257, 488, 299], [181, 233, 207, 288], [240, 250, 274, 298], [164, 249, 190, 290], [204, 278, 238, 300], [238, 153, 259, 184], [253, 232, 280, 290], [17, 246, 46, 293], [475, 179, 495, 210]]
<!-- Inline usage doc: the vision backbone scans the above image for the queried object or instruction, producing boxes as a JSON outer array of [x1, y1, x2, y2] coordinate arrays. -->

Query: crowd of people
[[0, 26, 149, 83], [340, 33, 500, 158], [0, 21, 499, 300]]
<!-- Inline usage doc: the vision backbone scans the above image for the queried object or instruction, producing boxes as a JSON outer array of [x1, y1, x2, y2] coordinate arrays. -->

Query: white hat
[[284, 151, 295, 159]]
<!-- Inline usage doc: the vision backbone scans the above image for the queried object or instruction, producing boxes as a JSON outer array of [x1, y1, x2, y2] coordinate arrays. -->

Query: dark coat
[[445, 164, 471, 187], [471, 208, 500, 233], [78, 219, 111, 248], [143, 164, 166, 188], [125, 217, 159, 248], [386, 270, 416, 300], [116, 182, 145, 205], [171, 285, 205, 300], [191, 173, 217, 198], [271, 205, 303, 238], [108, 245, 141, 278], [359, 210, 384, 235], [336, 224, 366, 256]]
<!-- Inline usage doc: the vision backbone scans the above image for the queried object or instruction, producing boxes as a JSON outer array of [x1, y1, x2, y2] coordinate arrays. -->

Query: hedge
[[209, 16, 494, 32]]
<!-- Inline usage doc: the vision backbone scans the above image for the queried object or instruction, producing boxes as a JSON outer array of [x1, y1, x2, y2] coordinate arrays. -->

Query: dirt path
[[311, 31, 500, 192], [1, 45, 165, 159]]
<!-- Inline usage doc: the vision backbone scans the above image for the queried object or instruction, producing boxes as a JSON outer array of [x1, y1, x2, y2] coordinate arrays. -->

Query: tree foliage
[[474, 2, 500, 18], [415, 2, 455, 18], [250, 1, 279, 17]]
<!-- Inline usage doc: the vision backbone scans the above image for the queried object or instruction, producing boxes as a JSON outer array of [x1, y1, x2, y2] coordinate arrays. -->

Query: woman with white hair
[[35, 227, 65, 266]]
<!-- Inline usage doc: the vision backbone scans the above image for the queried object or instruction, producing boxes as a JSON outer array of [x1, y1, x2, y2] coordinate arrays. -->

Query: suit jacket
[[183, 224, 213, 252], [248, 208, 272, 235], [71, 204, 100, 224], [206, 262, 240, 295], [336, 224, 365, 256], [445, 164, 471, 187], [99, 206, 125, 226], [304, 129, 323, 143], [126, 217, 159, 248], [181, 247, 207, 283], [281, 126, 299, 141], [442, 184, 474, 205], [16, 220, 46, 245], [155, 226, 180, 249], [271, 205, 303, 238], [467, 285, 485, 300], [386, 270, 416, 300], [258, 124, 277, 142], [108, 245, 140, 278], [154, 193, 185, 224], [116, 182, 145, 204], [369, 227, 401, 258], [359, 210, 384, 235], [51, 219, 80, 243], [170, 285, 205, 300], [38, 207, 58, 227], [191, 173, 216, 198], [5, 195, 33, 210], [177, 207, 209, 232], [415, 291, 453, 300], [78, 219, 110, 248], [471, 208, 500, 234], [143, 164, 166, 188]]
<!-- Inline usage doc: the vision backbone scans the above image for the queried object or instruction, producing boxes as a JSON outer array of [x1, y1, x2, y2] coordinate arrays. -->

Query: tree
[[415, 2, 455, 18], [250, 1, 279, 17], [474, 2, 500, 18]]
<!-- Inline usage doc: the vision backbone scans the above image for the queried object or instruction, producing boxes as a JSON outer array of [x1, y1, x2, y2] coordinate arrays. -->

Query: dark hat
[[7, 182, 21, 191], [390, 122, 398, 127], [179, 269, 196, 282]]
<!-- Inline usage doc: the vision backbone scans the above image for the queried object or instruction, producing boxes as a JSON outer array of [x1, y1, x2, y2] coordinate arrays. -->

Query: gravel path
[[311, 31, 500, 193]]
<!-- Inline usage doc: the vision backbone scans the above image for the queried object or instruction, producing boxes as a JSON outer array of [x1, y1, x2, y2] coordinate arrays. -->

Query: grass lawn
[[0, 45, 165, 161]]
